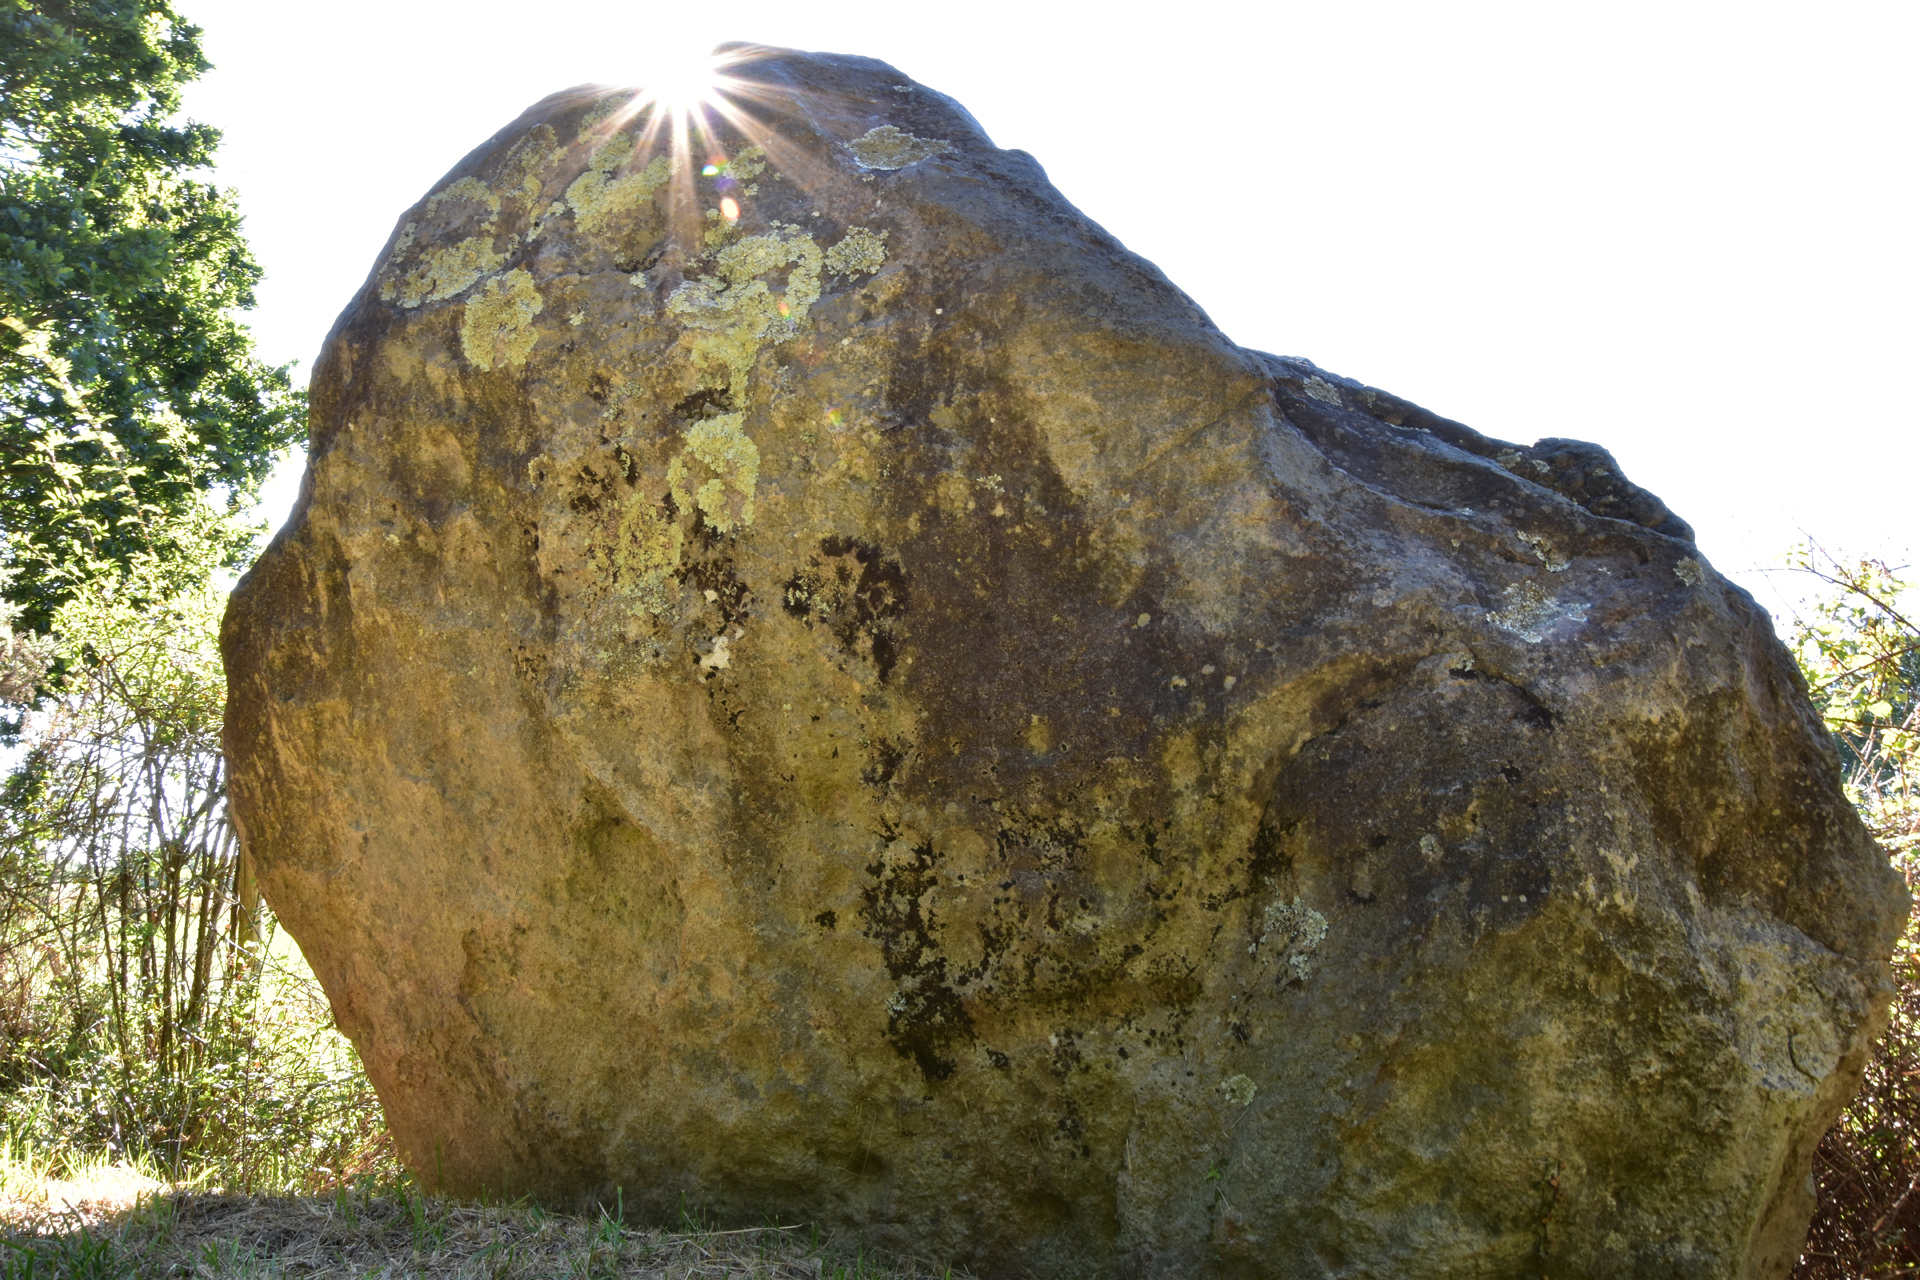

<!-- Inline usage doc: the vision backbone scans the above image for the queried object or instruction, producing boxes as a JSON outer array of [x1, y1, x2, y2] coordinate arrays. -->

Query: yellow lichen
[[566, 136, 674, 237], [496, 125, 559, 218], [1256, 898, 1328, 983], [1519, 532, 1570, 572], [1303, 376, 1343, 406], [424, 177, 501, 220], [729, 145, 767, 182], [672, 413, 760, 534], [656, 228, 825, 534], [847, 125, 953, 170], [384, 236, 511, 308], [380, 177, 513, 307], [460, 269, 544, 371], [1484, 581, 1589, 643], [593, 491, 684, 615], [666, 229, 823, 401], [384, 222, 418, 268], [702, 208, 740, 250], [574, 92, 633, 141], [825, 227, 888, 277]]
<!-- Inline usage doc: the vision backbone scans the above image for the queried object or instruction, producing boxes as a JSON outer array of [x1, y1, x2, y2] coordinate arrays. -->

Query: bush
[[0, 522, 393, 1193], [1788, 545, 1920, 1277]]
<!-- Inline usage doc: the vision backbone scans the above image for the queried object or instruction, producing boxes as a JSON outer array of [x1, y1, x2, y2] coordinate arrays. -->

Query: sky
[[178, 0, 1918, 616]]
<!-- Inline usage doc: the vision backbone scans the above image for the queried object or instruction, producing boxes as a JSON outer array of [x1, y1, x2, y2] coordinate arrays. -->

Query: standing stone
[[222, 45, 1905, 1279]]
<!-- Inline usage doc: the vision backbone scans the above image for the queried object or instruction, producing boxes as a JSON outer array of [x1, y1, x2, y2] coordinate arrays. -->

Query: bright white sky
[[180, 0, 1917, 614]]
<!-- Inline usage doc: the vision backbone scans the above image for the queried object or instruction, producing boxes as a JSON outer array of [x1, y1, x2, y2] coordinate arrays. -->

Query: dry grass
[[0, 1185, 962, 1279]]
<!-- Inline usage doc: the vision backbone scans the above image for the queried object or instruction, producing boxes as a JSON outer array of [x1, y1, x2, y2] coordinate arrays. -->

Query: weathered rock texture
[[223, 46, 1905, 1279]]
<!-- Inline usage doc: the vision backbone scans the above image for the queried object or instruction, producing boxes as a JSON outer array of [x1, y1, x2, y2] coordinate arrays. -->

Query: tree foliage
[[1791, 545, 1920, 1277], [0, 0, 303, 634]]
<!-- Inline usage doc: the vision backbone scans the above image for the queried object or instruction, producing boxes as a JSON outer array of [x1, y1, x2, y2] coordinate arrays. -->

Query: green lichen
[[426, 177, 500, 220], [670, 412, 761, 534], [658, 228, 824, 534], [825, 227, 888, 277], [1519, 532, 1570, 573], [385, 236, 511, 308], [385, 222, 417, 269], [1484, 581, 1589, 643], [848, 125, 953, 170], [1218, 1074, 1258, 1107], [496, 125, 560, 216], [702, 208, 740, 250], [566, 136, 674, 237], [730, 145, 767, 182], [574, 92, 634, 140], [381, 177, 515, 307], [1302, 376, 1343, 406], [1257, 898, 1328, 983], [591, 491, 684, 614], [667, 229, 823, 402], [460, 269, 544, 371]]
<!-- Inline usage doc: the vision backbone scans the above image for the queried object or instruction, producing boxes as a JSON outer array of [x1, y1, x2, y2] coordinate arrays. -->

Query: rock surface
[[223, 46, 1905, 1279]]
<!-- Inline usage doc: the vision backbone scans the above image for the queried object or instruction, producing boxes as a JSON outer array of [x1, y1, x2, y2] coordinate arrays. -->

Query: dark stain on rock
[[859, 835, 974, 1081], [673, 387, 733, 420], [683, 553, 751, 630], [783, 537, 910, 681], [862, 735, 909, 789], [568, 463, 615, 514]]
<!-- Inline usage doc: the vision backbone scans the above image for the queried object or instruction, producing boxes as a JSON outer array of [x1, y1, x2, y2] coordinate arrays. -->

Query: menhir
[[223, 44, 1905, 1280]]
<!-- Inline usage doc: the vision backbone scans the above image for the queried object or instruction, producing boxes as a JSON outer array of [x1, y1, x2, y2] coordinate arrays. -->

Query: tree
[[1, 0, 303, 636], [1790, 545, 1920, 1277]]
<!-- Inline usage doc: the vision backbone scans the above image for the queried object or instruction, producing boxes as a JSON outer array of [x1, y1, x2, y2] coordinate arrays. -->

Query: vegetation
[[1790, 545, 1920, 1278], [1, 0, 303, 636], [0, 1186, 950, 1279], [0, 0, 379, 1215], [0, 522, 389, 1193]]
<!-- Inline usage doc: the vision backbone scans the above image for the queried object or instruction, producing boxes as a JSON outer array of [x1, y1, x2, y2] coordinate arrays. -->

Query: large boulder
[[222, 45, 1905, 1279]]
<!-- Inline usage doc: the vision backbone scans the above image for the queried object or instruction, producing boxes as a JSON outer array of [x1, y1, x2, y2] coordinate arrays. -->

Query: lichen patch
[[1254, 898, 1328, 984], [1219, 1074, 1258, 1107], [671, 412, 761, 534], [585, 489, 684, 618], [1303, 376, 1343, 406], [424, 177, 501, 222], [460, 269, 545, 371], [667, 229, 823, 401], [381, 177, 514, 307], [1519, 532, 1571, 573], [385, 236, 511, 308], [825, 227, 889, 277], [847, 125, 954, 170], [1485, 581, 1589, 643], [566, 137, 674, 237]]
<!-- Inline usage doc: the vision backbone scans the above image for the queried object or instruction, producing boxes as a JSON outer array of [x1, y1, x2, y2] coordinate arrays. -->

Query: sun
[[627, 48, 732, 121], [590, 46, 758, 181], [578, 45, 778, 242]]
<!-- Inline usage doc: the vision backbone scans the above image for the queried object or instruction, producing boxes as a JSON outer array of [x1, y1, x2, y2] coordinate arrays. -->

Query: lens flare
[[580, 46, 797, 249], [630, 49, 726, 117]]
